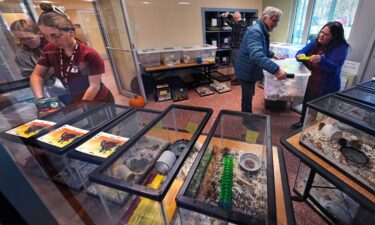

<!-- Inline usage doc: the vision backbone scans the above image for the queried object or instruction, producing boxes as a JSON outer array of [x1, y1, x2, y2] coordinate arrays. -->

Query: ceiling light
[[142, 1, 151, 4], [178, 2, 191, 4]]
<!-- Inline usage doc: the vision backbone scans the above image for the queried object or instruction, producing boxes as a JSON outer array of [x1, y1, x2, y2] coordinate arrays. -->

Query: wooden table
[[144, 61, 216, 80], [145, 61, 215, 73], [281, 130, 375, 224], [273, 145, 296, 225]]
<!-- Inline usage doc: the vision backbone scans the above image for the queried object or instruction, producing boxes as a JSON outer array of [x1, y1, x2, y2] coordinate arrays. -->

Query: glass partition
[[0, 0, 33, 102], [95, 0, 144, 97]]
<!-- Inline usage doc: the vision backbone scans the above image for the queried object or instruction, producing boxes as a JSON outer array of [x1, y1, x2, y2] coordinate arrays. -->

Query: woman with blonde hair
[[10, 19, 67, 99], [11, 19, 47, 78], [30, 3, 114, 104]]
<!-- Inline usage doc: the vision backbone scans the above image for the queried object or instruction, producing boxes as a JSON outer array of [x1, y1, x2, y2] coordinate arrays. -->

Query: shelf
[[202, 7, 258, 69], [206, 30, 232, 33], [216, 48, 231, 52]]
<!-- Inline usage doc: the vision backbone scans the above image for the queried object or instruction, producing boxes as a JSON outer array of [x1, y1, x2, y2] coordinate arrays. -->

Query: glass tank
[[209, 71, 231, 93], [67, 108, 160, 191], [300, 94, 375, 194], [89, 104, 212, 225], [337, 86, 375, 107], [294, 162, 361, 224], [36, 104, 130, 154], [1, 101, 103, 141], [27, 104, 131, 190], [177, 110, 275, 225], [358, 79, 375, 91]]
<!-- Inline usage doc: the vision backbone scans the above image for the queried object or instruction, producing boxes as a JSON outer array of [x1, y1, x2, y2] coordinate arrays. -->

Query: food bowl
[[239, 153, 261, 173]]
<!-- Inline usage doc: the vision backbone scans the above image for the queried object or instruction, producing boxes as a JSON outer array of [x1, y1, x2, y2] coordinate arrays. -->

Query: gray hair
[[262, 6, 282, 20]]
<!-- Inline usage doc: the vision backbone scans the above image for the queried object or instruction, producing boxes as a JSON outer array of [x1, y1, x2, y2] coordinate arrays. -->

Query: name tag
[[70, 66, 79, 73]]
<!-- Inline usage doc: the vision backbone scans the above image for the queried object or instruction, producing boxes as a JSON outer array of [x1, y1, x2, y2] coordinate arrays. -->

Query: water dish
[[239, 153, 261, 172]]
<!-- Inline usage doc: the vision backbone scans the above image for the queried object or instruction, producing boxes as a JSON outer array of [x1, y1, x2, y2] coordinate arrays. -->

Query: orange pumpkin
[[129, 95, 145, 108]]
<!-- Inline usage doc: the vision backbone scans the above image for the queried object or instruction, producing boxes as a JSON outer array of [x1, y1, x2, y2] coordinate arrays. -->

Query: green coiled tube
[[219, 154, 234, 208]]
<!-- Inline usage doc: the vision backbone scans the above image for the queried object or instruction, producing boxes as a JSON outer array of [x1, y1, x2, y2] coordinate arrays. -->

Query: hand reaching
[[275, 69, 287, 80], [273, 55, 286, 60], [309, 54, 321, 64], [221, 12, 230, 17]]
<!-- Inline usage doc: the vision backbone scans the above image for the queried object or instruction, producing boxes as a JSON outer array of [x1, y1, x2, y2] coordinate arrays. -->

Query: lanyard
[[60, 43, 79, 87]]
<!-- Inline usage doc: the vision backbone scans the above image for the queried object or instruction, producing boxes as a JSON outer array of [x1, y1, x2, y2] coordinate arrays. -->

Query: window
[[291, 0, 308, 44], [291, 0, 360, 45]]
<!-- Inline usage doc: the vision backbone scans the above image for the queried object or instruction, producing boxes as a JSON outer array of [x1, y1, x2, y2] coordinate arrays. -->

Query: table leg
[[292, 169, 316, 202]]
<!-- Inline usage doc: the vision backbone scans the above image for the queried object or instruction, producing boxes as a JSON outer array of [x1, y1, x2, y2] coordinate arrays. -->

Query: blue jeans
[[239, 79, 256, 113]]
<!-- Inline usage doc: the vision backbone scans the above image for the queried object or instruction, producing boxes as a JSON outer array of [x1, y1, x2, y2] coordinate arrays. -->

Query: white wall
[[126, 0, 263, 48], [347, 0, 375, 62]]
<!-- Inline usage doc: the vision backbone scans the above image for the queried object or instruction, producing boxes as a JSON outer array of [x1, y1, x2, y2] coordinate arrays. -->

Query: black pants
[[239, 79, 257, 113], [299, 90, 322, 123]]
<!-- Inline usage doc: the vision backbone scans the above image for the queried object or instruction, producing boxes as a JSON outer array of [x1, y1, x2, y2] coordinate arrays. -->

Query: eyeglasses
[[40, 4, 70, 19], [51, 5, 70, 19], [319, 30, 332, 37], [18, 36, 36, 42], [15, 33, 39, 42], [43, 31, 68, 41]]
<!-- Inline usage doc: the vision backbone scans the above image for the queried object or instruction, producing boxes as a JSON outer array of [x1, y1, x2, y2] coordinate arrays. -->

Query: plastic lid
[[198, 44, 218, 50], [159, 47, 182, 53], [273, 58, 311, 76], [180, 45, 201, 52], [137, 48, 160, 54]]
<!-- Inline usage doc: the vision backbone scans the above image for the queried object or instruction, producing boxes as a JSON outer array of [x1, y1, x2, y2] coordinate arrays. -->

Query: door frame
[[357, 28, 375, 82], [93, 0, 146, 101], [76, 9, 108, 59], [119, 0, 146, 100]]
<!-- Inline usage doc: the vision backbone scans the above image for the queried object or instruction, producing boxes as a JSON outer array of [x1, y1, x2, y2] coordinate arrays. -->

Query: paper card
[[125, 175, 183, 225], [6, 119, 56, 138], [38, 124, 88, 148], [75, 132, 129, 158], [316, 112, 323, 121], [153, 122, 163, 131], [186, 122, 198, 134], [246, 130, 259, 143], [342, 60, 360, 74]]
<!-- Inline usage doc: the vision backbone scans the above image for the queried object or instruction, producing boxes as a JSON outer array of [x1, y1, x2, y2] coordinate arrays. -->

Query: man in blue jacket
[[236, 6, 287, 113]]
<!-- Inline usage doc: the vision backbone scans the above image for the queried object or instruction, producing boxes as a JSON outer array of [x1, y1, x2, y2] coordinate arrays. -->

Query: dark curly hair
[[313, 21, 349, 54]]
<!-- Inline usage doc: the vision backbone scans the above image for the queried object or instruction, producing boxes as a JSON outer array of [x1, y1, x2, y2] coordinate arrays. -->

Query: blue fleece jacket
[[235, 19, 279, 82], [296, 39, 348, 95]]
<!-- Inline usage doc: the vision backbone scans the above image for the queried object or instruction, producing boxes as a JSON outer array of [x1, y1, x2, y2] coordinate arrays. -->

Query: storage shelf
[[216, 48, 231, 52], [202, 7, 258, 68], [206, 30, 232, 33]]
